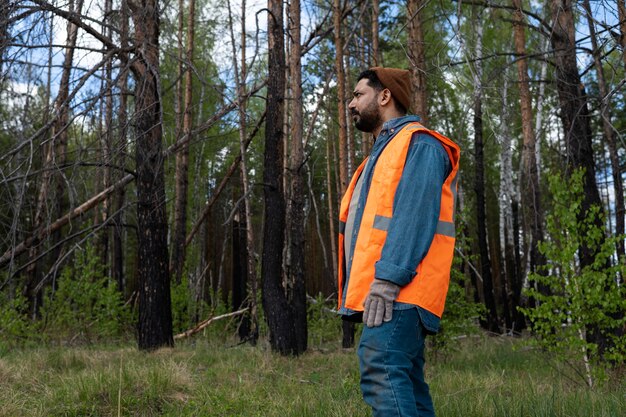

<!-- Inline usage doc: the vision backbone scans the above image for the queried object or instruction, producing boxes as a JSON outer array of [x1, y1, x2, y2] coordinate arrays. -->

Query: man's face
[[348, 78, 382, 133]]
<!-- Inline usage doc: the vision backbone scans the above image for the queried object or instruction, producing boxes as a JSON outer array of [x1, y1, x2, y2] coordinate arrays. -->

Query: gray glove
[[363, 279, 401, 328]]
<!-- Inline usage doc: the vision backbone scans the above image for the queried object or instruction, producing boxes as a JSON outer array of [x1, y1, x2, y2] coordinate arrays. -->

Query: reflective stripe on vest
[[337, 122, 460, 318]]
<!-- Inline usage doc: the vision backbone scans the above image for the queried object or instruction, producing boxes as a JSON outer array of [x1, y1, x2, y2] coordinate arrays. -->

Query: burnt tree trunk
[[131, 0, 174, 350], [287, 0, 307, 354], [232, 208, 250, 341], [582, 0, 624, 260], [549, 0, 605, 267], [471, 7, 499, 333], [262, 0, 296, 355]]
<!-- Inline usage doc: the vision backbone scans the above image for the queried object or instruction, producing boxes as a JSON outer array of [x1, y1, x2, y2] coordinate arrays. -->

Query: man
[[337, 67, 460, 417]]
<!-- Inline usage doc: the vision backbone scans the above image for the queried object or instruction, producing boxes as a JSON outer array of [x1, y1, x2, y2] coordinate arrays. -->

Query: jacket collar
[[373, 115, 422, 151]]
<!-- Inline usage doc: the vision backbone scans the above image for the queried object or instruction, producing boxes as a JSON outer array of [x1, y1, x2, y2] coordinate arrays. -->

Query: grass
[[0, 333, 624, 417]]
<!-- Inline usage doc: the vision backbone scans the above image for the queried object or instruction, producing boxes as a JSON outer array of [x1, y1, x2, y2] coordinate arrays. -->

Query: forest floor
[[0, 330, 624, 417]]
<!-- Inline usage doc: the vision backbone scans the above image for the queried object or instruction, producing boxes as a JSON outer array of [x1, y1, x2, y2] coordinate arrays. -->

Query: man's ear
[[378, 88, 392, 107]]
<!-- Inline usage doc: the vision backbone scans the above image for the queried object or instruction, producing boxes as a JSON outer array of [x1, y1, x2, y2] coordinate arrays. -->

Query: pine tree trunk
[[549, 0, 605, 267], [511, 0, 540, 330], [112, 0, 129, 293], [232, 207, 250, 341], [227, 0, 259, 344], [333, 0, 355, 348], [171, 0, 195, 283], [333, 0, 349, 195], [131, 0, 174, 350], [262, 0, 296, 355], [326, 141, 338, 283], [287, 0, 307, 354], [407, 0, 428, 123], [472, 7, 499, 333], [582, 0, 624, 260], [97, 0, 114, 272], [371, 0, 380, 66]]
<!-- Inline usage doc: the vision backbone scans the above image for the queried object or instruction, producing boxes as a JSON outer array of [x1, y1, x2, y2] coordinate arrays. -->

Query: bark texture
[[262, 0, 296, 355], [131, 0, 174, 350], [407, 0, 428, 122], [549, 0, 604, 267], [472, 8, 499, 333], [171, 0, 196, 282], [287, 0, 307, 354]]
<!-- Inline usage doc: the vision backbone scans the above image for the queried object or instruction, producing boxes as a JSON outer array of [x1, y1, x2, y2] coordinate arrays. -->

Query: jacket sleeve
[[374, 132, 451, 286]]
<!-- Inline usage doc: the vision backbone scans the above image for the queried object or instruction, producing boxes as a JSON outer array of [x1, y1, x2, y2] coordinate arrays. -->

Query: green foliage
[[0, 283, 35, 347], [521, 169, 626, 383], [170, 274, 213, 335], [307, 293, 342, 347], [40, 245, 132, 343]]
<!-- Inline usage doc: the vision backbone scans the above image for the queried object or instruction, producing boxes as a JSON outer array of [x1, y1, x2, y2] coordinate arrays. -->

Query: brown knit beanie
[[370, 67, 412, 112]]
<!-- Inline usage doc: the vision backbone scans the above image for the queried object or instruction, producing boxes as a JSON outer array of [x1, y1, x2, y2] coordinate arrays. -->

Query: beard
[[352, 99, 382, 133]]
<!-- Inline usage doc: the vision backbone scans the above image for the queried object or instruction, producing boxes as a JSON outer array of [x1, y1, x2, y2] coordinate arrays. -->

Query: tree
[[333, 0, 355, 349], [581, 0, 624, 260], [548, 0, 605, 268], [170, 0, 196, 284], [511, 0, 542, 329], [227, 0, 259, 343], [286, 0, 307, 354], [407, 0, 428, 123], [28, 0, 84, 314], [522, 170, 626, 387], [261, 0, 297, 355], [130, 0, 174, 350], [468, 5, 499, 333], [617, 0, 626, 69]]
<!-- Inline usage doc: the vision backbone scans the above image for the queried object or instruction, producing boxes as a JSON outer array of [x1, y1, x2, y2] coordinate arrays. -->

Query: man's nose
[[348, 98, 356, 109]]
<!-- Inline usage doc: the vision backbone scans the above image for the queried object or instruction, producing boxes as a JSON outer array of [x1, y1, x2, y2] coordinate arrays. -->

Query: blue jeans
[[357, 308, 435, 417]]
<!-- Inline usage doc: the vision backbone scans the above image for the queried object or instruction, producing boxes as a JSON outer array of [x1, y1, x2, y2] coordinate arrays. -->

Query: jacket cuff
[[375, 260, 416, 286]]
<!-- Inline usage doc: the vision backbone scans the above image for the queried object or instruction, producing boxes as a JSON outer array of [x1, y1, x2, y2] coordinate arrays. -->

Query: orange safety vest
[[338, 122, 460, 318]]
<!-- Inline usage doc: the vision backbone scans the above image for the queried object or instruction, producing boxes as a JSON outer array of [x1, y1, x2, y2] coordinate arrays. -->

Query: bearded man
[[337, 67, 460, 417]]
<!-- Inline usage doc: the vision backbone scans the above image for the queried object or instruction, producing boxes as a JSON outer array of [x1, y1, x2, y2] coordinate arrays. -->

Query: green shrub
[[521, 169, 626, 386], [0, 282, 36, 347], [40, 244, 132, 343], [307, 293, 342, 347]]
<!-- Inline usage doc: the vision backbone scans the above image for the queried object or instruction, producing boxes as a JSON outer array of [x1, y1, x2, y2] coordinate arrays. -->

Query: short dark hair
[[356, 69, 407, 114]]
